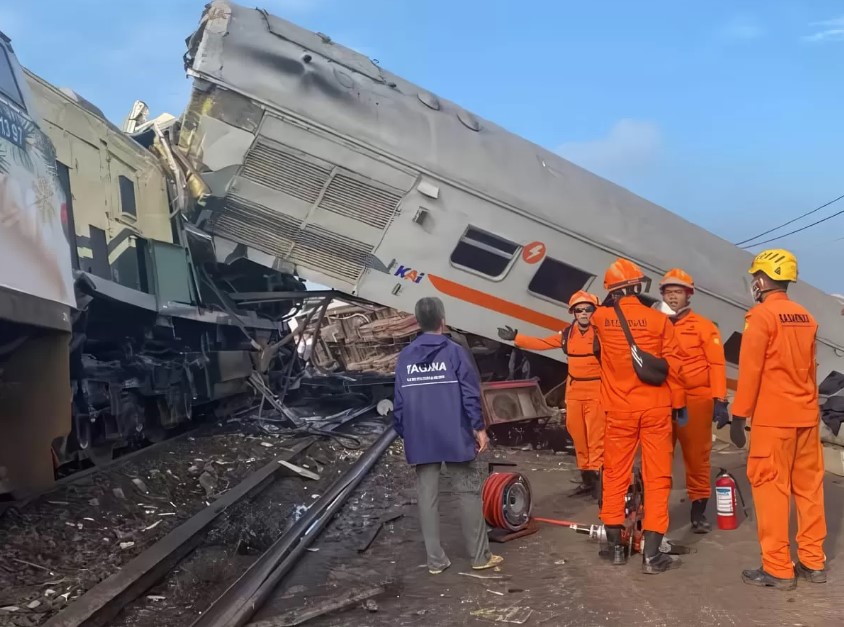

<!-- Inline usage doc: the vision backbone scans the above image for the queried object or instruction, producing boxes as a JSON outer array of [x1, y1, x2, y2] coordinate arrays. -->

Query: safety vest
[[561, 324, 601, 382]]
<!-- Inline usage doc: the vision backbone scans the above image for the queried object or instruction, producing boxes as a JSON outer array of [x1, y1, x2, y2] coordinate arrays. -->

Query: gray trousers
[[415, 459, 492, 570]]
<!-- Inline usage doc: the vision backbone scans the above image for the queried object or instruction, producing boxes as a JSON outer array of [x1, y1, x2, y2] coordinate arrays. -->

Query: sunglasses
[[573, 306, 595, 314]]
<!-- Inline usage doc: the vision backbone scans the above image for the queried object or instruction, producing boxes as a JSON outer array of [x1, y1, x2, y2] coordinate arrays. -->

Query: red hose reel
[[482, 471, 533, 532]]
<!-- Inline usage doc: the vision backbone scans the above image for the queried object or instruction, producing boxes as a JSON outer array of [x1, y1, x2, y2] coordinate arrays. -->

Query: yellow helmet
[[748, 249, 798, 282]]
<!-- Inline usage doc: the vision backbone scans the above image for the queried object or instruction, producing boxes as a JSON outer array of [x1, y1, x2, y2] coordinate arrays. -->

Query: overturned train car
[[176, 1, 844, 431]]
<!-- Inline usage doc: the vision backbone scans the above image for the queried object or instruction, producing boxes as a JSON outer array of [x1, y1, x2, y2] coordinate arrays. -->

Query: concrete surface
[[257, 440, 844, 627]]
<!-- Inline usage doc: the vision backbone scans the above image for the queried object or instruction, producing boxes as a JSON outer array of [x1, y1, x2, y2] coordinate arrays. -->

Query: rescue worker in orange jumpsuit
[[731, 249, 827, 590], [657, 269, 729, 534], [497, 291, 604, 499], [591, 259, 686, 574]]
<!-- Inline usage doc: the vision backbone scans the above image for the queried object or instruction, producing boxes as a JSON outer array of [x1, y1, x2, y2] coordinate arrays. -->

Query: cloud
[[803, 16, 844, 43], [719, 16, 764, 41], [555, 119, 663, 180]]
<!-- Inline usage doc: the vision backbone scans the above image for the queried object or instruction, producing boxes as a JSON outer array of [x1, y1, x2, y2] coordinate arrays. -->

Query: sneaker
[[472, 554, 504, 570], [429, 560, 451, 575]]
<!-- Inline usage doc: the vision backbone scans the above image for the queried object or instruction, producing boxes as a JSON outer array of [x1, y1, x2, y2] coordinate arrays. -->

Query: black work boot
[[570, 470, 596, 496], [641, 531, 681, 574], [794, 561, 827, 583], [741, 567, 797, 590], [592, 469, 602, 501], [690, 499, 711, 534], [598, 525, 627, 565]]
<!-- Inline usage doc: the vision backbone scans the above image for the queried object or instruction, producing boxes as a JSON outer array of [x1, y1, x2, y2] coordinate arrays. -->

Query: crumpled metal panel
[[288, 224, 371, 283], [209, 193, 372, 283]]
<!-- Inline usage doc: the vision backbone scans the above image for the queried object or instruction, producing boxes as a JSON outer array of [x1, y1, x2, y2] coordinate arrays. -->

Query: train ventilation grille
[[212, 195, 370, 283], [318, 173, 402, 230], [242, 142, 330, 204]]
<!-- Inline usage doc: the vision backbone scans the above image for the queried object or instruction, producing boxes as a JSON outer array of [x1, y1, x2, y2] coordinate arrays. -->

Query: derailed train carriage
[[173, 1, 844, 432]]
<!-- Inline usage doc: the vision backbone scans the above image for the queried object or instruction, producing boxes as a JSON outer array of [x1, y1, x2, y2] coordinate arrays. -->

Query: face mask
[[750, 279, 763, 303]]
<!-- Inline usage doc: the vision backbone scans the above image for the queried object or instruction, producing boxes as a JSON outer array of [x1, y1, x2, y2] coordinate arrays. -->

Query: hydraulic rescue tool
[[533, 467, 693, 556]]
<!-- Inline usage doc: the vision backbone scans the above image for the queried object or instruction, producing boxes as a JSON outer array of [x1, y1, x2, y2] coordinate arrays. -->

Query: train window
[[0, 45, 25, 110], [450, 227, 518, 278], [118, 175, 137, 217], [724, 332, 742, 365], [528, 257, 592, 303]]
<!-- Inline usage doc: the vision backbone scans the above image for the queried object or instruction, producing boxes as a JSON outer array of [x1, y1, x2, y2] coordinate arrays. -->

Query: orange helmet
[[568, 290, 599, 313], [603, 258, 645, 292], [659, 268, 695, 294]]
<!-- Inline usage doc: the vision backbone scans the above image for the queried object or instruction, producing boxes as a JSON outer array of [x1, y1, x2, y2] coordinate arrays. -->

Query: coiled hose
[[482, 472, 533, 532]]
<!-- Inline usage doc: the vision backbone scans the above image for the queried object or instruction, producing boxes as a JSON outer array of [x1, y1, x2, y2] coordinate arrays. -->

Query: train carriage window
[[450, 227, 518, 278], [118, 175, 137, 217], [528, 257, 593, 303]]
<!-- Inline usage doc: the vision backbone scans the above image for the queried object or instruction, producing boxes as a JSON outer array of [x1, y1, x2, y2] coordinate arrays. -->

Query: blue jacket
[[393, 333, 484, 465]]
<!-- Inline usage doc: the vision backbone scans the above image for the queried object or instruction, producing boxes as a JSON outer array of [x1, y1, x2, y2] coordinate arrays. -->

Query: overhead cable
[[734, 192, 844, 247], [740, 206, 844, 249]]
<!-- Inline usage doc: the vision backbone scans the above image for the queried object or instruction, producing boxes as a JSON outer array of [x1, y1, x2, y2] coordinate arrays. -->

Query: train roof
[[188, 1, 843, 347]]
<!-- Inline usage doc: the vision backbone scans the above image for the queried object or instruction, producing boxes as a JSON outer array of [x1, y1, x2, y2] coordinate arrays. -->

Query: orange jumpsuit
[[514, 326, 604, 471], [670, 311, 727, 501], [591, 296, 685, 534], [732, 292, 826, 580]]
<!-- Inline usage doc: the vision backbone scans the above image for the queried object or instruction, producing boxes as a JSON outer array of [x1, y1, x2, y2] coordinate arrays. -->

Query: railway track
[[35, 408, 395, 627]]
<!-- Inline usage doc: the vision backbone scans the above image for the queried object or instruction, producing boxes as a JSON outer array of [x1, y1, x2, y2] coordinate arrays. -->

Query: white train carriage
[[178, 0, 844, 401]]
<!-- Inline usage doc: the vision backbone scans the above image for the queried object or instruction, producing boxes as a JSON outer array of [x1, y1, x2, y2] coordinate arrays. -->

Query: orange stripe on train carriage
[[427, 274, 569, 332]]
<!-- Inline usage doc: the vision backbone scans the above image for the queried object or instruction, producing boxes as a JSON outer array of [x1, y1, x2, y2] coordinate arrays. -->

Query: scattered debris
[[248, 584, 386, 627], [132, 478, 150, 494], [470, 606, 533, 624], [277, 459, 321, 481], [458, 572, 512, 581], [356, 508, 406, 552]]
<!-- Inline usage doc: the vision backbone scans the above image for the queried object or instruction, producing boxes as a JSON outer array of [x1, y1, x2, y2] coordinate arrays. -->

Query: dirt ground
[[254, 439, 844, 627]]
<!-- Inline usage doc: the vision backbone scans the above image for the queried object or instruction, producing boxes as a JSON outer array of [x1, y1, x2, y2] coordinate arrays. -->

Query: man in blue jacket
[[394, 296, 503, 575]]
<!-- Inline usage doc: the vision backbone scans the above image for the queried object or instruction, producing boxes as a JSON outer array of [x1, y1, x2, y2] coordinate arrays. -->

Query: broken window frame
[[449, 226, 519, 280], [527, 256, 594, 305]]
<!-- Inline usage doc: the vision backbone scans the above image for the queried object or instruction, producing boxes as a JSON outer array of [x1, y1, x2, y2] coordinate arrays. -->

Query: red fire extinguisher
[[715, 468, 745, 530]]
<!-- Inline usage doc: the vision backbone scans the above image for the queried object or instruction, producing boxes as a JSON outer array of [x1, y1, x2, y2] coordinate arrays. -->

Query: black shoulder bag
[[612, 302, 669, 386]]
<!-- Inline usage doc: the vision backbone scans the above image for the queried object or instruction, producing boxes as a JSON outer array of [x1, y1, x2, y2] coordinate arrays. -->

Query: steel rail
[[190, 426, 398, 627], [42, 413, 373, 627]]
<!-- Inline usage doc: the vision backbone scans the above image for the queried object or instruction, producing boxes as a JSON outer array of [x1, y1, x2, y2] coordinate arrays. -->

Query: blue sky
[[3, 0, 843, 294]]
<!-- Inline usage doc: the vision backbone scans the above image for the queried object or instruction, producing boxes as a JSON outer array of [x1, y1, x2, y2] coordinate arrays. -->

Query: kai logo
[[394, 264, 426, 284], [407, 362, 447, 375]]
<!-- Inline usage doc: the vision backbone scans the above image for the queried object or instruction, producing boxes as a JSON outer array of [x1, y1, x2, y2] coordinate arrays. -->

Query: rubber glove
[[730, 417, 747, 448], [497, 325, 517, 341], [712, 399, 731, 429], [672, 407, 688, 427]]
